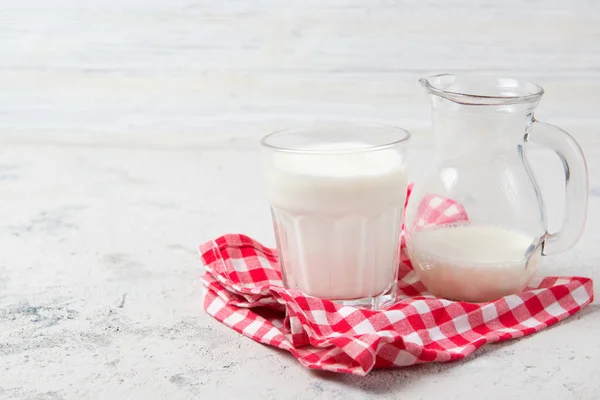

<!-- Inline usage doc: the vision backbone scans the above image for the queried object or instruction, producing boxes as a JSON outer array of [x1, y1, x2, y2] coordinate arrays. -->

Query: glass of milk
[[261, 122, 410, 309]]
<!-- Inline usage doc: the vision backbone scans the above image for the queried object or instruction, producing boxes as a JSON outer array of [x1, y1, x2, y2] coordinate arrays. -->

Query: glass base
[[330, 284, 397, 310]]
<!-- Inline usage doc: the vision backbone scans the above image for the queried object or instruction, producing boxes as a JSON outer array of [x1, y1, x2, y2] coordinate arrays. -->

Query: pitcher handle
[[527, 119, 589, 255]]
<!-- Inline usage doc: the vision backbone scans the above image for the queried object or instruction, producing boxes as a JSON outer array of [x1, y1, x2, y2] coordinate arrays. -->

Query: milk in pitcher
[[408, 225, 541, 302]]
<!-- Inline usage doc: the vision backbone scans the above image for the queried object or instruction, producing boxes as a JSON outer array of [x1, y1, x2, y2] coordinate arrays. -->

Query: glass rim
[[260, 122, 411, 154], [420, 73, 545, 105]]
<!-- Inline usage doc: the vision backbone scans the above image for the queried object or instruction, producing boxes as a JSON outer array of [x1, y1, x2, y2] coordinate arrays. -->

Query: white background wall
[[1, 0, 599, 146]]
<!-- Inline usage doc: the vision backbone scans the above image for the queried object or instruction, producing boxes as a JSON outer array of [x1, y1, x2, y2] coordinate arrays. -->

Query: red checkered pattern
[[199, 191, 594, 376]]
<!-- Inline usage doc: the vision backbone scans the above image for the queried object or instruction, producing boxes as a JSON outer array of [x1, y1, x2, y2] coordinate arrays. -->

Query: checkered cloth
[[199, 189, 594, 376]]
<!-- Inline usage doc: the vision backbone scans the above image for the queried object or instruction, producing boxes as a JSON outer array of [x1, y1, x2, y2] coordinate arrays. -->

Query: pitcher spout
[[419, 74, 544, 106]]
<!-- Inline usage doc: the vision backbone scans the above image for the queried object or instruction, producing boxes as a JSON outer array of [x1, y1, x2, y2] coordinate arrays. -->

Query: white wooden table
[[1, 1, 599, 398]]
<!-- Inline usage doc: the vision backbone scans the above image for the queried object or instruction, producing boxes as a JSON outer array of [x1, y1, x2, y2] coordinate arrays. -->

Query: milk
[[407, 225, 541, 302], [265, 142, 407, 300]]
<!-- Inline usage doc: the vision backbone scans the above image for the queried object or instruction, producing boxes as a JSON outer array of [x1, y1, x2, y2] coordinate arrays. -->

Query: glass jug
[[405, 74, 589, 303]]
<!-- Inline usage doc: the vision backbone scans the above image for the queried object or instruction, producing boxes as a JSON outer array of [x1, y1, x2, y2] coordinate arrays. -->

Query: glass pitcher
[[404, 74, 589, 303]]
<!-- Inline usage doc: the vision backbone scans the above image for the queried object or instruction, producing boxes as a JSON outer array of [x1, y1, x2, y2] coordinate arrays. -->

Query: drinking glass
[[261, 122, 410, 309]]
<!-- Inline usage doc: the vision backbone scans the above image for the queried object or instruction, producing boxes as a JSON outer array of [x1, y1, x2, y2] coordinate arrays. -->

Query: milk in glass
[[265, 142, 407, 300]]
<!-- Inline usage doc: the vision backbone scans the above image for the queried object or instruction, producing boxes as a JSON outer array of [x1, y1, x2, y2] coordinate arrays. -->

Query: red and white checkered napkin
[[199, 193, 594, 376]]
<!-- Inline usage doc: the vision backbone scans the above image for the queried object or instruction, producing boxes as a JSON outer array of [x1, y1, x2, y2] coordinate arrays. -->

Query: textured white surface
[[1, 1, 600, 399]]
